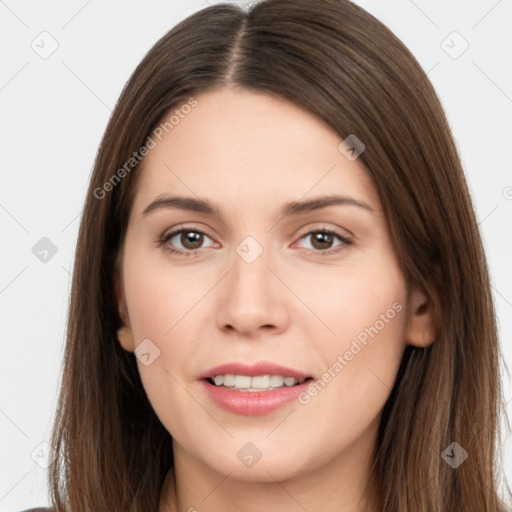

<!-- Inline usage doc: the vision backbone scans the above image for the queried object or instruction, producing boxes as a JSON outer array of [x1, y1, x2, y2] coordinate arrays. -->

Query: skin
[[114, 87, 436, 512]]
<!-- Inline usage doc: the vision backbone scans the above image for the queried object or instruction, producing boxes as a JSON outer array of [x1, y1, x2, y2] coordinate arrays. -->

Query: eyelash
[[155, 226, 353, 258]]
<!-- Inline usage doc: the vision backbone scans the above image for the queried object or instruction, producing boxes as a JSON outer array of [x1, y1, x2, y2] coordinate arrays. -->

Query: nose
[[215, 245, 290, 337]]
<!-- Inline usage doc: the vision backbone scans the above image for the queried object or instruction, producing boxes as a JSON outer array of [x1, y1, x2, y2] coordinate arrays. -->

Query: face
[[115, 87, 433, 484]]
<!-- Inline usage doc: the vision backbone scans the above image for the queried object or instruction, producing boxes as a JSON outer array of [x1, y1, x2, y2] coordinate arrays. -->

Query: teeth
[[210, 374, 306, 391], [270, 375, 284, 387], [213, 375, 224, 386]]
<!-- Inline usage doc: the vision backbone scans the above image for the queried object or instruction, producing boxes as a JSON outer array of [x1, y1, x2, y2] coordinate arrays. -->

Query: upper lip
[[198, 361, 312, 380]]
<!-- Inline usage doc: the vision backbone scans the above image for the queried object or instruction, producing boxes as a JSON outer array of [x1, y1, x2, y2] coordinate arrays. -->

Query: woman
[[25, 0, 511, 510]]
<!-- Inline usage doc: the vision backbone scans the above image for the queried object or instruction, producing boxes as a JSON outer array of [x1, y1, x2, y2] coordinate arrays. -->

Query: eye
[[157, 227, 217, 256], [155, 225, 352, 257], [295, 228, 352, 255]]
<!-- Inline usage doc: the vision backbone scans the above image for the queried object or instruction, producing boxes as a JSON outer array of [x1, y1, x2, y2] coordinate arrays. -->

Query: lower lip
[[200, 378, 313, 416]]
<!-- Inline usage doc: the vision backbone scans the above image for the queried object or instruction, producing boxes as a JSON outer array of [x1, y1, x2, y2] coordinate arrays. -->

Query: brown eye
[[310, 232, 335, 250], [295, 228, 352, 255], [160, 228, 217, 255], [179, 231, 203, 250]]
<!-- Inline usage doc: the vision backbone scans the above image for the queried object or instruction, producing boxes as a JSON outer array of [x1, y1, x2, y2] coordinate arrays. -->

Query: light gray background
[[1, 0, 511, 510]]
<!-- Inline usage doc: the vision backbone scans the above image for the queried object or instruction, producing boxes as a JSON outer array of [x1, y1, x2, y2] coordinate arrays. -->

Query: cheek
[[122, 258, 201, 436], [291, 254, 407, 352], [292, 257, 408, 423], [121, 252, 202, 409], [123, 247, 206, 341], [317, 302, 406, 407]]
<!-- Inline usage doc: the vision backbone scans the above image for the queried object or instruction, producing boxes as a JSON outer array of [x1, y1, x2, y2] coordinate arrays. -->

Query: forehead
[[130, 87, 379, 216]]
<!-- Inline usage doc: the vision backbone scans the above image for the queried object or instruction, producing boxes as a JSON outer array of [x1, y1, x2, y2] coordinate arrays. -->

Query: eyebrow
[[141, 194, 375, 218]]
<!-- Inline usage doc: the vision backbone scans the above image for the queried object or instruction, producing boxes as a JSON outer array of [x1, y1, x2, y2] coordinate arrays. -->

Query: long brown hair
[[48, 0, 511, 510]]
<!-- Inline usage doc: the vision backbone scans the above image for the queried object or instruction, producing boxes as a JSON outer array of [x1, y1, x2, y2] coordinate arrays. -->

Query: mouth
[[199, 362, 314, 416], [198, 361, 314, 391], [198, 361, 315, 415], [200, 374, 315, 415]]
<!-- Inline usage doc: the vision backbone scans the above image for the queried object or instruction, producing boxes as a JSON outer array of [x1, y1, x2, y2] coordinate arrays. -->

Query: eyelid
[[161, 224, 218, 246], [294, 223, 353, 241], [290, 225, 353, 255]]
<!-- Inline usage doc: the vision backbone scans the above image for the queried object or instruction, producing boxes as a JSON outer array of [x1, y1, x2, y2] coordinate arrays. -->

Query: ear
[[405, 286, 436, 348], [114, 273, 135, 352]]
